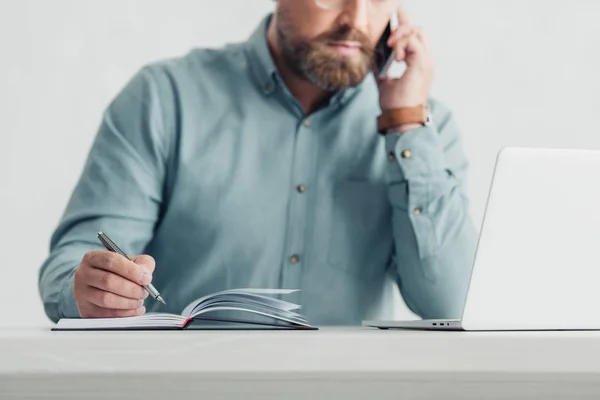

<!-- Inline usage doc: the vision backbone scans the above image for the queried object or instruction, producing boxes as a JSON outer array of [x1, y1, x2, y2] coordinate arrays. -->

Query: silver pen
[[97, 231, 167, 305]]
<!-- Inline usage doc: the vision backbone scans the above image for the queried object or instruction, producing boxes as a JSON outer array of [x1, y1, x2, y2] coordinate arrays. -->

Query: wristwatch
[[377, 104, 432, 134]]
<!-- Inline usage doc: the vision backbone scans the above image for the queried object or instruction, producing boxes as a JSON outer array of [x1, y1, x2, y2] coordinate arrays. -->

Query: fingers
[[403, 33, 427, 65], [83, 250, 152, 286], [76, 250, 157, 319], [388, 30, 412, 62], [86, 285, 146, 310], [387, 4, 428, 51], [388, 27, 428, 63], [83, 267, 148, 300], [82, 301, 146, 318], [396, 7, 411, 28], [387, 6, 429, 64], [387, 25, 413, 45]]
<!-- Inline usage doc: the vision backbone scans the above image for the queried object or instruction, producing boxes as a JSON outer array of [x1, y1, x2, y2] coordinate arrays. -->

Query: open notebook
[[53, 289, 316, 330]]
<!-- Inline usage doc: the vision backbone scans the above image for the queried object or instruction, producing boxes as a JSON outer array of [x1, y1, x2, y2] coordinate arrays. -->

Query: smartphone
[[375, 10, 399, 78], [375, 22, 395, 78]]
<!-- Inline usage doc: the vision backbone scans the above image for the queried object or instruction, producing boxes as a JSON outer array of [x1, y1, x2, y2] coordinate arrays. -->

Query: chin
[[312, 73, 368, 91], [303, 51, 371, 91]]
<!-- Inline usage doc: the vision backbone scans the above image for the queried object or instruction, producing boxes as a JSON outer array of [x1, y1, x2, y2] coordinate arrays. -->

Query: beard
[[275, 9, 375, 92]]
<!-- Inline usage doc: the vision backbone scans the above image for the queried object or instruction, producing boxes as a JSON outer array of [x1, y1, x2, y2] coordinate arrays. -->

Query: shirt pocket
[[327, 179, 394, 280]]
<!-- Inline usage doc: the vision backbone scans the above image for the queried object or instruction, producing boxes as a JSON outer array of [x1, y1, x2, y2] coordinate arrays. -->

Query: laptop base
[[363, 319, 463, 331]]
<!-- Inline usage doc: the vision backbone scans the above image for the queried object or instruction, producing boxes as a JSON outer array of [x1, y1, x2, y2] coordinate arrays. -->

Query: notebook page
[[192, 300, 307, 323], [190, 306, 313, 328], [187, 293, 300, 317], [181, 289, 300, 317], [224, 293, 301, 311]]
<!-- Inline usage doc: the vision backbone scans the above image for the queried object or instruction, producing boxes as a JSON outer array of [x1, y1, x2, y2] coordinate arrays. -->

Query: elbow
[[38, 271, 62, 324], [42, 301, 61, 324], [397, 256, 473, 320], [38, 258, 79, 323], [404, 288, 465, 320]]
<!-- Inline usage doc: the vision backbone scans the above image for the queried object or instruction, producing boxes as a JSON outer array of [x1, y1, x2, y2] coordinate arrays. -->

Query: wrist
[[386, 123, 422, 134], [380, 101, 426, 111], [377, 104, 432, 135]]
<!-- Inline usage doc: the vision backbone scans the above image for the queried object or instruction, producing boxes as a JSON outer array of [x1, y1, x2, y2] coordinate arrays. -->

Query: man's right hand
[[74, 250, 155, 318]]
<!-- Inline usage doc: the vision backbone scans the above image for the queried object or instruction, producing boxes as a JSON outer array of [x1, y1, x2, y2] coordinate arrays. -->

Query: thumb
[[131, 254, 156, 275]]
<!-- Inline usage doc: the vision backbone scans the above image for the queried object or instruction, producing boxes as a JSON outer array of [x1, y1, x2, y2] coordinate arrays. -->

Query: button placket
[[279, 116, 317, 296]]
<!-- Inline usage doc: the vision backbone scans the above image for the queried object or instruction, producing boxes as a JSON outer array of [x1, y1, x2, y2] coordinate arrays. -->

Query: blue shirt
[[39, 15, 478, 325]]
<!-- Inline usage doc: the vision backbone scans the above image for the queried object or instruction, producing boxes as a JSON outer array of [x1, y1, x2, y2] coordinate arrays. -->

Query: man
[[39, 0, 477, 325]]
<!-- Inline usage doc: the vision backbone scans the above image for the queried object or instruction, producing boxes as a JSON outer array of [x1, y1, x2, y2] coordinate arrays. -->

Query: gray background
[[1, 0, 598, 327]]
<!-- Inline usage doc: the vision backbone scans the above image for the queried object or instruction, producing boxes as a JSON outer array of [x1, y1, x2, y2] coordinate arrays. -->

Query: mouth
[[327, 41, 362, 56]]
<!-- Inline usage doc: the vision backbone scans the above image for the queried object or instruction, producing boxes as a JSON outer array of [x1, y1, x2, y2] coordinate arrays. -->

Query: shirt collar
[[245, 14, 279, 95], [245, 14, 364, 105]]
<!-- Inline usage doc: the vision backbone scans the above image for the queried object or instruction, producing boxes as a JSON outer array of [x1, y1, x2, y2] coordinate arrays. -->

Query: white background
[[1, 0, 599, 328]]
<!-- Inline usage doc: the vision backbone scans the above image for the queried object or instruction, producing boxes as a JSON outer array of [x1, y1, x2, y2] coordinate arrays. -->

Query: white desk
[[1, 327, 600, 399]]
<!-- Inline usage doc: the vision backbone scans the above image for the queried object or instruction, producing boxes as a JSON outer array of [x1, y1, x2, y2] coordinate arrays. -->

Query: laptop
[[364, 147, 600, 331]]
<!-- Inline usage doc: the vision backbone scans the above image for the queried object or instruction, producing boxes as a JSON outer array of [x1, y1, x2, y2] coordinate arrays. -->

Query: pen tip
[[157, 296, 167, 306]]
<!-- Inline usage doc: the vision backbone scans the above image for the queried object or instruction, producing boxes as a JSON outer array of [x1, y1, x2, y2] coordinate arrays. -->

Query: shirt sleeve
[[38, 66, 172, 323], [385, 99, 478, 319]]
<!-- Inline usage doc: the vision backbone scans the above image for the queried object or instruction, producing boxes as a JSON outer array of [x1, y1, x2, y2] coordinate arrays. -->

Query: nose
[[338, 0, 369, 32]]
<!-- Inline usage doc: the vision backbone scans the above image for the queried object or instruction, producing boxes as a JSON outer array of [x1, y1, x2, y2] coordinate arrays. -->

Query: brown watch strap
[[377, 104, 429, 134]]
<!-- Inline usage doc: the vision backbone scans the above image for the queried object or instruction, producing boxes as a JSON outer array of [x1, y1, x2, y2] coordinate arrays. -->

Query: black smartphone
[[374, 21, 395, 78]]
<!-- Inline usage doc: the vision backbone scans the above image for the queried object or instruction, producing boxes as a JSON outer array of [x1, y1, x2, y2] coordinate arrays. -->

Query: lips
[[327, 41, 363, 56], [328, 41, 362, 49]]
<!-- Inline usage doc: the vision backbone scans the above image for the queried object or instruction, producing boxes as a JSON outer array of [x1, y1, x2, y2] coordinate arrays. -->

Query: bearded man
[[39, 0, 477, 325]]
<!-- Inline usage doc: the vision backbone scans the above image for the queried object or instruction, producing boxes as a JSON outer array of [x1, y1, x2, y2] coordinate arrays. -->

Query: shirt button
[[264, 82, 273, 91], [413, 208, 422, 216], [401, 150, 412, 159], [297, 184, 306, 193], [289, 255, 300, 264], [388, 152, 396, 162], [303, 119, 311, 127]]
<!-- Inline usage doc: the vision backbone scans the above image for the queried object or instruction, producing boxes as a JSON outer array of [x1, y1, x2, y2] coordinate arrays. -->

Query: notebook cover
[[51, 317, 193, 331], [51, 326, 186, 331], [51, 317, 318, 331]]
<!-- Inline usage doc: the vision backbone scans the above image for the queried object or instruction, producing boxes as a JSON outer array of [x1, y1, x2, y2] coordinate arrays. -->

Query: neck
[[266, 18, 332, 115]]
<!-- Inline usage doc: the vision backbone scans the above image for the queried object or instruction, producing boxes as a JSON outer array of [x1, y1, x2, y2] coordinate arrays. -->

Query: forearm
[[386, 122, 478, 319], [38, 66, 170, 322]]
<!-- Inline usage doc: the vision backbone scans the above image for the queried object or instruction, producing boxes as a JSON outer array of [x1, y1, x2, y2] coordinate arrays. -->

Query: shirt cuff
[[384, 125, 445, 182], [58, 271, 81, 319]]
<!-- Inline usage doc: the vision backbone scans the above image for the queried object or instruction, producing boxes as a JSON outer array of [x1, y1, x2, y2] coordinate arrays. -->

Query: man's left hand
[[377, 8, 434, 131]]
